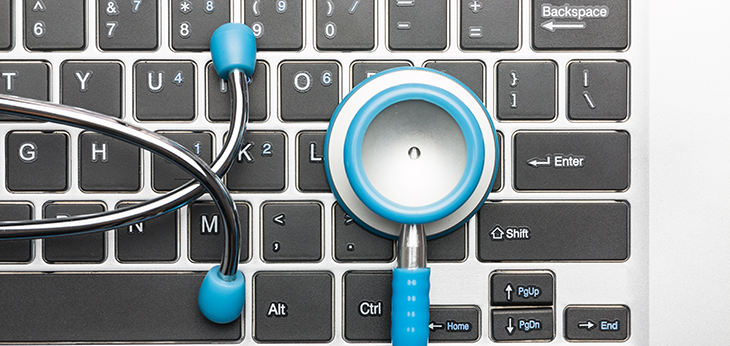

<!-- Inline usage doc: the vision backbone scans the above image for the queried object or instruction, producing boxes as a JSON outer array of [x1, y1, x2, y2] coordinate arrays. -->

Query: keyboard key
[[460, 0, 519, 50], [170, 0, 229, 51], [490, 271, 554, 306], [423, 60, 485, 102], [0, 203, 33, 263], [296, 131, 329, 192], [491, 308, 554, 341], [564, 305, 630, 341], [478, 201, 629, 261], [226, 131, 286, 191], [493, 131, 503, 192], [153, 131, 213, 191], [343, 271, 391, 342], [513, 131, 629, 191], [254, 271, 333, 342], [244, 0, 303, 51], [532, 0, 629, 51], [207, 61, 268, 122], [496, 60, 557, 121], [0, 61, 51, 121], [428, 306, 480, 341], [43, 202, 106, 263], [333, 203, 394, 262], [427, 226, 466, 262], [0, 272, 241, 342], [61, 60, 123, 118], [0, 0, 11, 49], [568, 60, 629, 121], [388, 0, 447, 50], [24, 0, 85, 50], [279, 61, 340, 121], [79, 132, 141, 191], [134, 61, 195, 121], [6, 131, 68, 191], [350, 60, 411, 88], [315, 0, 375, 51], [261, 202, 322, 262], [189, 201, 250, 262], [116, 202, 177, 262], [98, 0, 158, 50]]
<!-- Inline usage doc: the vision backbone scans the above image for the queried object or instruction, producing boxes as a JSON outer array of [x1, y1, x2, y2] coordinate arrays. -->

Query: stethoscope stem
[[397, 224, 427, 269]]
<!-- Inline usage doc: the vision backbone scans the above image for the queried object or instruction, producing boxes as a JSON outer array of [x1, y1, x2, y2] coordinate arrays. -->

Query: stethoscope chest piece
[[325, 67, 499, 238]]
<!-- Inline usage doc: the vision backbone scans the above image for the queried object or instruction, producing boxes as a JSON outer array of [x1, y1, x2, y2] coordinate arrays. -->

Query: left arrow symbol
[[428, 322, 444, 331], [273, 213, 286, 226]]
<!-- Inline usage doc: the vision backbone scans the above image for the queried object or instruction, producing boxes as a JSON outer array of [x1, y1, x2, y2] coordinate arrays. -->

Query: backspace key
[[532, 0, 629, 50]]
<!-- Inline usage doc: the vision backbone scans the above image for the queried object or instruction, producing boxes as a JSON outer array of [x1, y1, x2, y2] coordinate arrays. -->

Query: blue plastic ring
[[342, 83, 485, 225]]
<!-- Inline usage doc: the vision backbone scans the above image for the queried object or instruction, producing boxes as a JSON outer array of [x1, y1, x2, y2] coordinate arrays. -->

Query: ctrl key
[[491, 308, 553, 342], [564, 305, 629, 341]]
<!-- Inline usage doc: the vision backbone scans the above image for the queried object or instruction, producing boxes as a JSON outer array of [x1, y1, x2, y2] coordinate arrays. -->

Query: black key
[[171, 0, 229, 51], [279, 61, 340, 121], [427, 226, 466, 262], [254, 271, 333, 342], [568, 60, 630, 121], [316, 0, 375, 50], [98, 0, 158, 50], [226, 131, 286, 191], [296, 131, 330, 192], [491, 308, 554, 341], [24, 0, 85, 50], [343, 271, 391, 342], [532, 0, 629, 50], [564, 305, 630, 341], [152, 131, 213, 191], [423, 60, 485, 102], [0, 0, 11, 50], [0, 203, 33, 263], [478, 201, 629, 261], [350, 60, 411, 88], [493, 131, 503, 192], [189, 201, 250, 262], [513, 131, 630, 191], [388, 0, 447, 50], [6, 131, 68, 191], [79, 132, 140, 191], [334, 203, 394, 262], [428, 306, 480, 341], [496, 60, 557, 120], [0, 272, 241, 342], [490, 271, 554, 306], [244, 0, 303, 50], [134, 61, 195, 121], [460, 0, 519, 50], [261, 202, 322, 262], [0, 61, 50, 121], [116, 202, 177, 262], [43, 202, 106, 263], [207, 61, 268, 122], [62, 61, 123, 118]]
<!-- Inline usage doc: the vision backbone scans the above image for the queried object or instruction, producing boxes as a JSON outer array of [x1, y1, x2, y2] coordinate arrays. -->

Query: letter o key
[[293, 71, 312, 93]]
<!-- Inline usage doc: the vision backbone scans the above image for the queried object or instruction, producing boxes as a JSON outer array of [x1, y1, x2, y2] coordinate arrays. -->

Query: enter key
[[513, 131, 629, 191]]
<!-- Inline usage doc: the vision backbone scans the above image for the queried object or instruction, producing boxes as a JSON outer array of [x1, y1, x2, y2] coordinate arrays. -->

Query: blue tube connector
[[210, 23, 257, 78], [391, 268, 430, 346], [198, 266, 245, 324]]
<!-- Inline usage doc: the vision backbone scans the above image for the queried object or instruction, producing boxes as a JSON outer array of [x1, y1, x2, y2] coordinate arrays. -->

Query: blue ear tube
[[198, 22, 257, 325]]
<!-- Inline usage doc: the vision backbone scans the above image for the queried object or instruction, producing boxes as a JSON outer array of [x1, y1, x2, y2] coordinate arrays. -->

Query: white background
[[649, 1, 730, 343]]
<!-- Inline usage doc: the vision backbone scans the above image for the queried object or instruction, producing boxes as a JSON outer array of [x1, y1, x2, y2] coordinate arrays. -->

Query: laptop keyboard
[[0, 0, 648, 344]]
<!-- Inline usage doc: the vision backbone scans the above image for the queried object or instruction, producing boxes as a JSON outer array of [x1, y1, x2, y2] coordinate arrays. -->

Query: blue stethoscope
[[325, 68, 499, 345], [0, 23, 499, 346]]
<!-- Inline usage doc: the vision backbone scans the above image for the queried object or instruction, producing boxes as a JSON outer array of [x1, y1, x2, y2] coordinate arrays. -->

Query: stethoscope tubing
[[0, 69, 248, 277]]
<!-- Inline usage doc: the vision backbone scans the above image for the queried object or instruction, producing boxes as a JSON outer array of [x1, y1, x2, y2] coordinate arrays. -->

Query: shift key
[[513, 131, 629, 191]]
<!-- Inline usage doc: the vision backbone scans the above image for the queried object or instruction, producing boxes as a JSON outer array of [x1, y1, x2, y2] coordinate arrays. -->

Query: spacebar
[[0, 272, 242, 343]]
